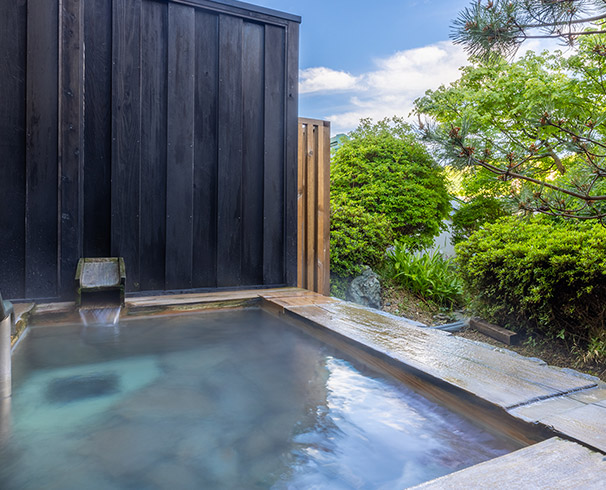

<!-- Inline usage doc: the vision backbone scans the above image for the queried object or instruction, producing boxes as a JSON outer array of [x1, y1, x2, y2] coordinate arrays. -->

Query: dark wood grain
[[241, 21, 265, 285], [284, 21, 299, 287], [0, 0, 27, 299], [83, 0, 113, 258], [216, 14, 243, 287], [140, 0, 168, 291], [263, 24, 285, 285], [192, 10, 219, 288], [111, 0, 142, 291], [25, 0, 59, 299], [59, 0, 85, 298], [166, 2, 196, 290]]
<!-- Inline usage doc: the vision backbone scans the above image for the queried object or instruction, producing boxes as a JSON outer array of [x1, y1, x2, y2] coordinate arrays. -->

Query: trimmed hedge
[[330, 118, 451, 275], [456, 216, 606, 357], [330, 198, 393, 277]]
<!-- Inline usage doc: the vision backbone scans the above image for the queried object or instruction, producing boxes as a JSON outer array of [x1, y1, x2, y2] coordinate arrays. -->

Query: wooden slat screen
[[0, 0, 300, 301], [298, 118, 330, 296]]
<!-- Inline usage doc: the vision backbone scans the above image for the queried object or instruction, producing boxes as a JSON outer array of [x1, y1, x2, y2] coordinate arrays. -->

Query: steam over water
[[1, 310, 521, 489]]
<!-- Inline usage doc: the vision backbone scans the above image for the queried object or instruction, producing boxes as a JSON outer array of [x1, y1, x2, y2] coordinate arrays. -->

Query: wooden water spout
[[75, 258, 126, 309]]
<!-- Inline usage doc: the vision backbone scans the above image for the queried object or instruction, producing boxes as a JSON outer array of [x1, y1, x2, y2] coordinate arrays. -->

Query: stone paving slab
[[508, 396, 586, 423], [568, 386, 606, 405], [410, 437, 606, 489], [281, 301, 596, 409], [540, 403, 606, 453]]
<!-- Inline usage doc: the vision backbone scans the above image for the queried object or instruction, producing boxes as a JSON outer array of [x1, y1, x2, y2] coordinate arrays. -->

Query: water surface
[[1, 309, 522, 489]]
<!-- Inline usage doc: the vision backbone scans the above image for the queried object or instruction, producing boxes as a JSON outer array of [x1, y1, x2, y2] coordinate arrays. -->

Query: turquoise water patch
[[11, 356, 160, 434]]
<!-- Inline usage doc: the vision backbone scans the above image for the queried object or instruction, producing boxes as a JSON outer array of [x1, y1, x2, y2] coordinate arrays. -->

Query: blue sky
[[250, 0, 474, 134]]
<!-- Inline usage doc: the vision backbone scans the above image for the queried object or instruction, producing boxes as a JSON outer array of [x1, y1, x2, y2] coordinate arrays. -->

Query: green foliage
[[330, 117, 451, 276], [330, 197, 393, 277], [387, 242, 463, 306], [453, 0, 606, 59], [456, 216, 606, 360], [451, 196, 511, 244], [415, 36, 606, 221]]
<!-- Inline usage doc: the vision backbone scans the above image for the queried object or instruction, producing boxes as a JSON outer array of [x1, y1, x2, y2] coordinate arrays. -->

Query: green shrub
[[456, 216, 606, 359], [387, 242, 463, 306], [330, 117, 451, 277], [451, 196, 511, 245], [330, 198, 393, 276]]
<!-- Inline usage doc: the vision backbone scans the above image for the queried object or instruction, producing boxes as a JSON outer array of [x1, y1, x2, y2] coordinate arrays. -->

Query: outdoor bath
[[2, 0, 606, 487], [2, 289, 605, 488], [0, 302, 523, 488]]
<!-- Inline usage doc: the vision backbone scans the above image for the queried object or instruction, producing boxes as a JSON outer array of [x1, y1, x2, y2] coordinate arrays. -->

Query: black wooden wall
[[0, 0, 299, 301]]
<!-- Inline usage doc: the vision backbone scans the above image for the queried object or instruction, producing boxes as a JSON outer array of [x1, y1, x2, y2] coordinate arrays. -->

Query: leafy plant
[[416, 27, 606, 222], [387, 242, 463, 306], [456, 215, 606, 361], [330, 117, 451, 278]]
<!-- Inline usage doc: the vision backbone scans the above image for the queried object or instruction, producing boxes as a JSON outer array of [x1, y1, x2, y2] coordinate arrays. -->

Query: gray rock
[[346, 268, 381, 309]]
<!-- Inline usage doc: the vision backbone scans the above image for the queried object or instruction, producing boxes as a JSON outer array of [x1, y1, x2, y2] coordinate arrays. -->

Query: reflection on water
[[0, 310, 522, 489]]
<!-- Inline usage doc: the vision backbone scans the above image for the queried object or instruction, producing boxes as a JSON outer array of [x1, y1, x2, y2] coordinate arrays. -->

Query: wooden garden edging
[[297, 118, 331, 295]]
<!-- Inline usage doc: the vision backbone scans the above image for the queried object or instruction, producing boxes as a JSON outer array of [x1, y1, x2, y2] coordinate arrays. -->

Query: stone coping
[[16, 287, 606, 487], [411, 437, 606, 489]]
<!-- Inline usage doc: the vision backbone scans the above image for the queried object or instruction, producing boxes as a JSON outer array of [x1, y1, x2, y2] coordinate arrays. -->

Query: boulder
[[346, 268, 381, 309]]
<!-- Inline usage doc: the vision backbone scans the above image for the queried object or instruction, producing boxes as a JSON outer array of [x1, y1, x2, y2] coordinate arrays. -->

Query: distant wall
[[0, 0, 300, 301], [428, 200, 460, 257]]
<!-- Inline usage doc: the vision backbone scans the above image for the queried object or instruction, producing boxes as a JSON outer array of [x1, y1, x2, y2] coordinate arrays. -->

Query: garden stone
[[346, 268, 381, 309]]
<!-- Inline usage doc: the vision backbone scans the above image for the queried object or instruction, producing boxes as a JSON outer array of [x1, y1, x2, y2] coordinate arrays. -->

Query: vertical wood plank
[[25, 0, 59, 299], [305, 124, 317, 291], [140, 0, 168, 291], [317, 121, 331, 295], [217, 14, 243, 287], [59, 0, 85, 297], [297, 118, 331, 296], [297, 121, 307, 289], [284, 21, 300, 287], [0, 0, 27, 299], [111, 0, 141, 291], [83, 0, 112, 258], [263, 24, 285, 285], [241, 21, 264, 285], [166, 2, 196, 290], [192, 10, 219, 288]]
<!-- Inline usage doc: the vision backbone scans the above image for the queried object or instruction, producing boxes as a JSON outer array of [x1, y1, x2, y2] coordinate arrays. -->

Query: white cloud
[[301, 38, 562, 134], [301, 41, 468, 134], [299, 67, 360, 94]]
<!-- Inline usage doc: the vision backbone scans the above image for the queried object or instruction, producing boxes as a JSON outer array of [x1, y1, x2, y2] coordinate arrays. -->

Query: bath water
[[0, 309, 521, 489]]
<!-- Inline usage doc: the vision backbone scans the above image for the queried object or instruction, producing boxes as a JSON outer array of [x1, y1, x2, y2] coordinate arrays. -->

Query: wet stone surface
[[1, 309, 522, 489], [285, 302, 597, 409], [411, 437, 606, 489]]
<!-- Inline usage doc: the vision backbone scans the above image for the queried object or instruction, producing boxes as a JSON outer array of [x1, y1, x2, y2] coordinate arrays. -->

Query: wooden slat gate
[[298, 118, 330, 296], [0, 0, 300, 301]]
